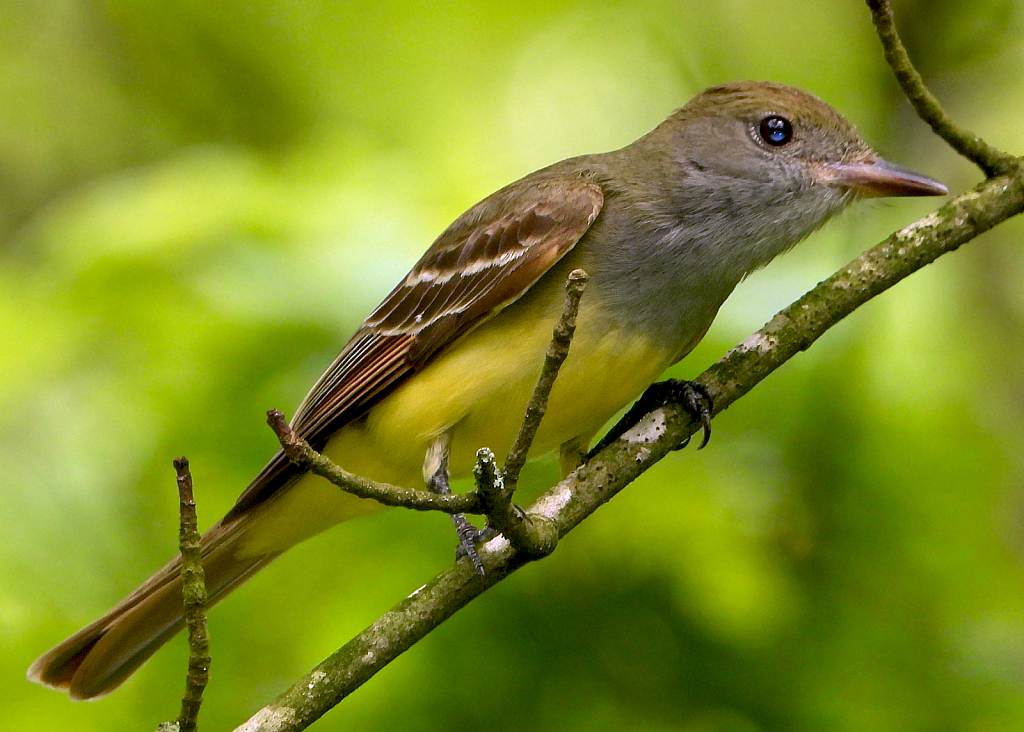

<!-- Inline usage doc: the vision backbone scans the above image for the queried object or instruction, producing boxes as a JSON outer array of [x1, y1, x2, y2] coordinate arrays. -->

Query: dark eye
[[758, 115, 793, 146]]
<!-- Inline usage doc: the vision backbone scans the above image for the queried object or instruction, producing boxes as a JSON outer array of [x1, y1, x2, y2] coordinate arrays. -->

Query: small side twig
[[473, 269, 588, 559], [866, 0, 1018, 177], [173, 457, 210, 732], [503, 268, 589, 489], [266, 410, 482, 515]]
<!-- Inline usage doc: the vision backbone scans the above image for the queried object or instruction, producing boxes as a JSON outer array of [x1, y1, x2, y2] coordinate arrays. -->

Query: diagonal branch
[[700, 172, 1023, 414], [236, 164, 1024, 732]]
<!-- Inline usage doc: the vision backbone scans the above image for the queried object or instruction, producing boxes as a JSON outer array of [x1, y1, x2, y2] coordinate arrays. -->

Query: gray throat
[[573, 148, 854, 352]]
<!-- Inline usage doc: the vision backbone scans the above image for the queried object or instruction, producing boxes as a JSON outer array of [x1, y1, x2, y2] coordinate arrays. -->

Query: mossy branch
[[172, 457, 210, 732]]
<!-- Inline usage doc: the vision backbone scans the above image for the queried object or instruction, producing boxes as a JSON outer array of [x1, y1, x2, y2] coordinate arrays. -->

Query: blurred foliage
[[4, 1, 1024, 730]]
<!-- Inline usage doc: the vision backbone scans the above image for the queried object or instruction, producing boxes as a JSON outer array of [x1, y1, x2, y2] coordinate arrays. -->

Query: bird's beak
[[818, 157, 948, 198]]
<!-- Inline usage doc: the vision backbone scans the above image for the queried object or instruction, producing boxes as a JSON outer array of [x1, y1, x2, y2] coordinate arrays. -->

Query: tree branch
[[502, 268, 588, 490], [269, 271, 587, 565], [701, 170, 1023, 413], [173, 457, 210, 732], [475, 269, 588, 559]]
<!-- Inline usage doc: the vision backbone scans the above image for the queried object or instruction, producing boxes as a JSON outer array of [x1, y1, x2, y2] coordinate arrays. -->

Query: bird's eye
[[758, 115, 793, 146]]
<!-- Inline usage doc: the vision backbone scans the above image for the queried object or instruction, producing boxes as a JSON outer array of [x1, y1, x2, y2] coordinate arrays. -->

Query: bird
[[29, 81, 947, 700]]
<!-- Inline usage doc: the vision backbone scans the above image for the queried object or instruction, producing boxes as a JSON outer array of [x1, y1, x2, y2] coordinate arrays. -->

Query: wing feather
[[225, 177, 603, 520]]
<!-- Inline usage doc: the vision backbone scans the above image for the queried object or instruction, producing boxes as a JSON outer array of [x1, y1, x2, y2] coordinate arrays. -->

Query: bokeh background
[[4, 1, 1024, 730]]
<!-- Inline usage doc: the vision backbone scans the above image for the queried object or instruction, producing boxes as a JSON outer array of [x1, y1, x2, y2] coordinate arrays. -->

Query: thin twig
[[866, 0, 1017, 177], [173, 457, 210, 732], [265, 271, 587, 527], [267, 409, 481, 514], [502, 268, 588, 490], [474, 270, 587, 559]]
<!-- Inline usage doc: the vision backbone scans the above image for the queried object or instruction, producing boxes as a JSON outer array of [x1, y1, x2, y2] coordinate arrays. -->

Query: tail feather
[[28, 519, 279, 700], [29, 462, 379, 698]]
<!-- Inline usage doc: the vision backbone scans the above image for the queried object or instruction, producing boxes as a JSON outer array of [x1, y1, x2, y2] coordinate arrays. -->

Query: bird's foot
[[453, 524, 500, 564], [428, 462, 486, 576], [591, 379, 714, 455]]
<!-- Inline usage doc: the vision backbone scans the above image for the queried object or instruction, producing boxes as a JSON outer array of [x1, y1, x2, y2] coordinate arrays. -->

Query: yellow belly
[[352, 294, 674, 480], [234, 291, 679, 557]]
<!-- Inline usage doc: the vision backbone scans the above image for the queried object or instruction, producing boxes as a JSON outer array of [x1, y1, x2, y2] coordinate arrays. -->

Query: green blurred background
[[4, 1, 1024, 730]]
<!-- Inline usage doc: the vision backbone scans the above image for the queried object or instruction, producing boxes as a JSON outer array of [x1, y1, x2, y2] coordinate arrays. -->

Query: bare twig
[[173, 457, 210, 732], [502, 268, 589, 489], [267, 410, 481, 515], [866, 0, 1018, 177], [467, 270, 589, 558], [267, 271, 585, 566]]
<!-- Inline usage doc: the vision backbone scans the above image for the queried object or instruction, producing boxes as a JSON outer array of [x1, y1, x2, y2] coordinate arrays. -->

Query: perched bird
[[29, 81, 946, 700]]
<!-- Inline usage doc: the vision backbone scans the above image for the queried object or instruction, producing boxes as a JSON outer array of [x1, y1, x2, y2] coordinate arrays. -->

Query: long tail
[[27, 517, 279, 700]]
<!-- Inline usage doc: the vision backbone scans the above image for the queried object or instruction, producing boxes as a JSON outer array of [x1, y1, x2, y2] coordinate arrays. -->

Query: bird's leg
[[558, 434, 592, 478], [590, 379, 714, 456], [425, 434, 485, 576]]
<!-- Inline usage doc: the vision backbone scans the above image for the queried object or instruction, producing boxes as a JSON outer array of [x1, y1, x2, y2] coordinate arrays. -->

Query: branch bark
[[267, 410, 481, 515], [173, 457, 210, 732]]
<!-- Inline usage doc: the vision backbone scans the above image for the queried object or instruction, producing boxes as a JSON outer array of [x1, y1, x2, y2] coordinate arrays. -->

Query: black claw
[[428, 460, 486, 576], [427, 462, 450, 495], [591, 379, 714, 456], [454, 525, 499, 574], [452, 516, 486, 576], [682, 381, 713, 449]]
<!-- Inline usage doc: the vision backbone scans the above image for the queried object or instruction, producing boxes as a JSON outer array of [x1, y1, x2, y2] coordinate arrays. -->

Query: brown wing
[[225, 176, 603, 519]]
